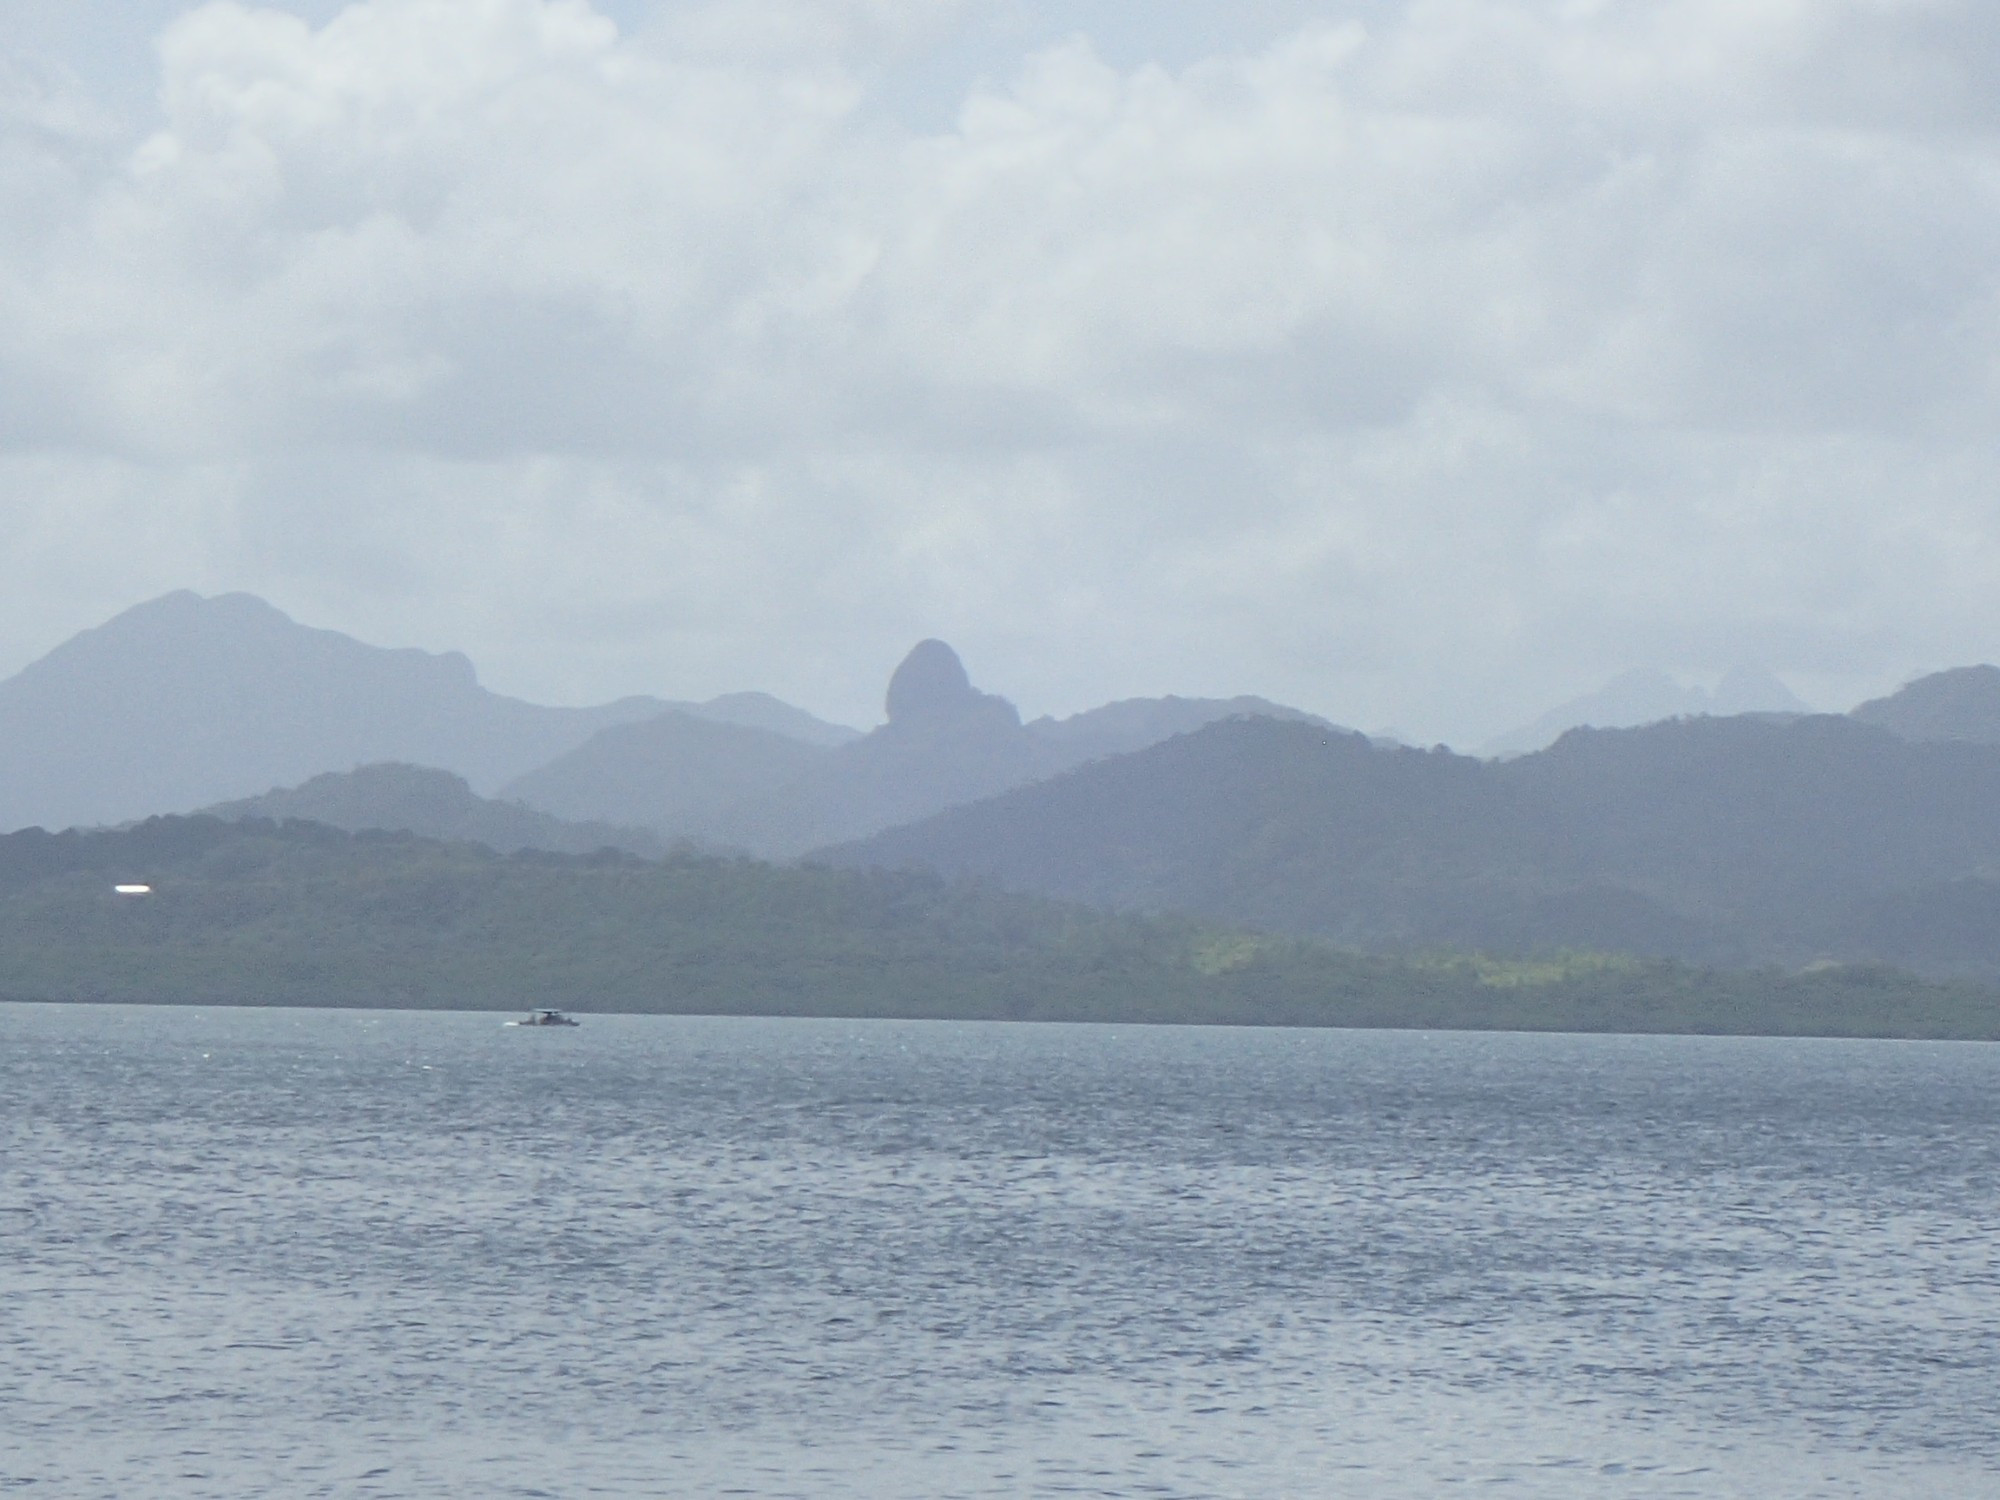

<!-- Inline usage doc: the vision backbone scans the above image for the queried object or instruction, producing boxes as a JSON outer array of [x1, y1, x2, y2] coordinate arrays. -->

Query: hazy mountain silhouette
[[1850, 665, 2000, 744], [680, 692, 861, 747], [0, 594, 1332, 847], [701, 640, 1055, 855], [1482, 665, 1809, 757], [822, 712, 2000, 975], [1025, 693, 1331, 763], [0, 592, 853, 833], [499, 712, 831, 844], [503, 640, 1338, 857], [710, 645, 1332, 856], [204, 763, 665, 857]]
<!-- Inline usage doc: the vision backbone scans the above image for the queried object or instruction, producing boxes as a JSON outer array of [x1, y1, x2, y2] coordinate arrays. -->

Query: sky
[[4, 0, 2000, 743]]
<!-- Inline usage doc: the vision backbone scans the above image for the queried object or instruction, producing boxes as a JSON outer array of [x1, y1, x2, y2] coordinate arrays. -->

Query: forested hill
[[2, 816, 1996, 1038], [204, 762, 665, 857], [820, 712, 2000, 976]]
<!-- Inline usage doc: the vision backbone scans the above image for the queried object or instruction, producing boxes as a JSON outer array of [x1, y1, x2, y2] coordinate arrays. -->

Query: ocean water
[[2, 1005, 1996, 1499]]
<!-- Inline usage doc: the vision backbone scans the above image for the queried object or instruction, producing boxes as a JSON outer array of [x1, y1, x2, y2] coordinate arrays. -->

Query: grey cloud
[[2, 0, 2000, 744]]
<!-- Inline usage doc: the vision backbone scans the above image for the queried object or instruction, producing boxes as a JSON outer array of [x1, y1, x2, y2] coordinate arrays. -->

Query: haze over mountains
[[0, 593, 1337, 857], [204, 763, 665, 859], [13, 590, 2000, 979], [1850, 666, 2000, 744], [0, 592, 858, 833], [1481, 665, 1812, 757], [509, 639, 1338, 858], [826, 710, 2000, 976], [198, 639, 1339, 861]]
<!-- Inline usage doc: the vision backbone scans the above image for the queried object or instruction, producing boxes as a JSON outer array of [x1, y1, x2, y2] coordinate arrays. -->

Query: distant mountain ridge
[[503, 639, 1341, 856], [1483, 665, 1809, 757], [1851, 665, 2000, 744], [822, 711, 2000, 977], [0, 591, 1342, 850], [27, 587, 2000, 941], [1025, 693, 1329, 764], [203, 763, 665, 858], [0, 593, 1349, 847], [697, 638, 1057, 855], [0, 592, 855, 833], [499, 711, 833, 847]]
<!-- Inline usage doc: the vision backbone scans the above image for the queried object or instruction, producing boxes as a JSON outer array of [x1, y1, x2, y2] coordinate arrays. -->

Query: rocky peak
[[884, 640, 1020, 731]]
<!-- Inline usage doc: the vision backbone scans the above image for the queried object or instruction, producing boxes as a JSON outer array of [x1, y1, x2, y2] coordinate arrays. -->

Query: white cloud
[[2, 0, 2000, 739]]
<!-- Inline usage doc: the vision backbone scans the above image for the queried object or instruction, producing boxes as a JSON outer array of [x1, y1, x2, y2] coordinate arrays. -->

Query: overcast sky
[[4, 0, 1999, 742]]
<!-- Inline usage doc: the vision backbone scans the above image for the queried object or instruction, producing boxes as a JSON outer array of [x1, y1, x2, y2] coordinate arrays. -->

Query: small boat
[[505, 1009, 580, 1028]]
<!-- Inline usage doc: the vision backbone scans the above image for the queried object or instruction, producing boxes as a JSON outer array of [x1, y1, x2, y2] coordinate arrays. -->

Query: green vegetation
[[1410, 950, 1647, 988], [2, 816, 1998, 1039], [826, 712, 2000, 974]]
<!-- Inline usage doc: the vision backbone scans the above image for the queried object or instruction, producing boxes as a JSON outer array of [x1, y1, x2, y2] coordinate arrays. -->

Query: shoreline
[[7, 989, 1998, 1043]]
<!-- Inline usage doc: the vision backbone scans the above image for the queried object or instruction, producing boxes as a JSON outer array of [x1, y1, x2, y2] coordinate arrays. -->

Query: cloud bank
[[3, 0, 2000, 740]]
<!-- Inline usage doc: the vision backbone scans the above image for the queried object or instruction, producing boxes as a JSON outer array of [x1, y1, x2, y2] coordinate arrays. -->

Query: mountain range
[[198, 650, 1338, 861], [507, 638, 1335, 858], [203, 762, 665, 858], [0, 591, 854, 833], [1480, 665, 1811, 756], [824, 709, 2000, 976], [1850, 665, 2000, 744], [12, 591, 2000, 980], [0, 593, 1334, 856]]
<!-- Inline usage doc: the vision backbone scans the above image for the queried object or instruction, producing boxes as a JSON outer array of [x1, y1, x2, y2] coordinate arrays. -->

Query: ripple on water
[[2, 1006, 1997, 1498]]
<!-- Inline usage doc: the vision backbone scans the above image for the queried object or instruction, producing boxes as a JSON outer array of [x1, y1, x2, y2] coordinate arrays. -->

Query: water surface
[[3, 1004, 1997, 1497]]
